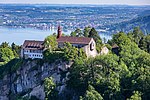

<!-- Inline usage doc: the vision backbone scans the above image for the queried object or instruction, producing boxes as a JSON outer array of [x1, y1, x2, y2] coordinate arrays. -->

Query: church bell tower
[[57, 25, 62, 39]]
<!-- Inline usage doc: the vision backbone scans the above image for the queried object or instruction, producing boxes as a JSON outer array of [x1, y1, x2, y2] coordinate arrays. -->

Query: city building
[[57, 25, 97, 57], [21, 40, 44, 59]]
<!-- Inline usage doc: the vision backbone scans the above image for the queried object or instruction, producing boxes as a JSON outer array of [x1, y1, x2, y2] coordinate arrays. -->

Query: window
[[90, 42, 94, 51]]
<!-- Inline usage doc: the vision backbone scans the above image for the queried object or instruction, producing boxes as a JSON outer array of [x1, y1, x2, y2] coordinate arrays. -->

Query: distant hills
[[110, 12, 150, 34]]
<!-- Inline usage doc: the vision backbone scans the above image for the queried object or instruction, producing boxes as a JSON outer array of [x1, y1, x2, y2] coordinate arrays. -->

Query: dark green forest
[[65, 27, 150, 100]]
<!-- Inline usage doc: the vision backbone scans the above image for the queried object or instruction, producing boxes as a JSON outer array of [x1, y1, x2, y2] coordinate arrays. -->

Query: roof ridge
[[57, 36, 93, 44]]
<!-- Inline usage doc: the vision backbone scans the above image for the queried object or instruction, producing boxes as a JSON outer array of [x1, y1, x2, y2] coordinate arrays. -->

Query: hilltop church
[[56, 25, 97, 57], [21, 26, 97, 59]]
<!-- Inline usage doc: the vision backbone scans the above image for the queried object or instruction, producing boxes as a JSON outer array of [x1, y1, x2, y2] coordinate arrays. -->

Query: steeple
[[57, 25, 62, 39]]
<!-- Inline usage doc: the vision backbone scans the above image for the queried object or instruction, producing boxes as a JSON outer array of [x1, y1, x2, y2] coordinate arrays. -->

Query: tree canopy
[[67, 29, 150, 100], [44, 35, 58, 51]]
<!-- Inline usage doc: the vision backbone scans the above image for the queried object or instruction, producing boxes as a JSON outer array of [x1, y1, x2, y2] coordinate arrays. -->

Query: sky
[[0, 0, 150, 5]]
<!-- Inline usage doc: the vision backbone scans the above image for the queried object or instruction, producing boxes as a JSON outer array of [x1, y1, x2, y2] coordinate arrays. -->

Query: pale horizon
[[0, 0, 150, 6]]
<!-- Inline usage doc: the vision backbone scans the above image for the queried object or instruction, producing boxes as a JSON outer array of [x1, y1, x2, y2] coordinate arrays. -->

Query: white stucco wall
[[22, 49, 43, 59], [100, 46, 109, 55], [83, 38, 97, 58]]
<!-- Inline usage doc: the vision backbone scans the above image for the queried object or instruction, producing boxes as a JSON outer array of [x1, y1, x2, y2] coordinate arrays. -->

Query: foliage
[[44, 77, 58, 100], [83, 26, 91, 37], [0, 42, 20, 65], [67, 29, 150, 100], [44, 35, 58, 51], [0, 58, 23, 79], [0, 27, 149, 100], [145, 35, 150, 53], [132, 27, 144, 45], [0, 42, 10, 48], [11, 42, 21, 57], [63, 42, 86, 61], [81, 85, 103, 100], [127, 91, 142, 100], [0, 47, 15, 65], [75, 28, 83, 37], [67, 58, 89, 94], [70, 27, 91, 37], [127, 27, 150, 54], [88, 28, 102, 43], [70, 28, 83, 37], [43, 49, 64, 63], [70, 31, 76, 37]]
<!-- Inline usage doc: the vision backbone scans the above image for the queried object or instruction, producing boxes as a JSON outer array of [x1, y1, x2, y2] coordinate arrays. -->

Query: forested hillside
[[110, 14, 150, 33]]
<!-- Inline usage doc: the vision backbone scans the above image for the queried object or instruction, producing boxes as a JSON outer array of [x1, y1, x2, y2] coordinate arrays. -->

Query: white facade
[[21, 49, 43, 59], [100, 46, 109, 55], [83, 38, 97, 57]]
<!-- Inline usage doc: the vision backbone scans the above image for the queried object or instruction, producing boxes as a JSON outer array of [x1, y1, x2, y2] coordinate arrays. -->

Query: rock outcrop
[[0, 60, 72, 100]]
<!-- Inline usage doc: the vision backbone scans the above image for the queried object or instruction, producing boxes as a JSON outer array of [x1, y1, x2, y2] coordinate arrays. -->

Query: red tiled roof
[[22, 40, 44, 50], [57, 36, 92, 44]]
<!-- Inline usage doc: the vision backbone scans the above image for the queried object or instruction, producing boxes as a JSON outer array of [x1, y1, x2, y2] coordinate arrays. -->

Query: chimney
[[57, 25, 62, 39]]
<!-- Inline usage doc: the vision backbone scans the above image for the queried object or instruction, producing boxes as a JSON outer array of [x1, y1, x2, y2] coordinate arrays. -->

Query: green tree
[[93, 54, 123, 100], [132, 27, 144, 45], [111, 32, 141, 66], [81, 85, 103, 100], [70, 31, 76, 37], [63, 42, 78, 61], [44, 35, 58, 51], [43, 49, 64, 63], [138, 37, 147, 51], [111, 30, 150, 99], [88, 28, 101, 42], [83, 27, 91, 37], [11, 42, 21, 57], [145, 35, 150, 53], [127, 91, 142, 100], [0, 47, 15, 65], [44, 77, 58, 100], [67, 59, 89, 94], [75, 28, 83, 37], [0, 42, 10, 48], [63, 42, 86, 61]]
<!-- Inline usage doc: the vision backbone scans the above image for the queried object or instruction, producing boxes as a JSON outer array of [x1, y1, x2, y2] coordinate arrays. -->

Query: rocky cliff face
[[0, 60, 73, 100]]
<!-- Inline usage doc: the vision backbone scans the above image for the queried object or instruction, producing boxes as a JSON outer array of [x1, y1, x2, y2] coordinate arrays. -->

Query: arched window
[[90, 42, 94, 51]]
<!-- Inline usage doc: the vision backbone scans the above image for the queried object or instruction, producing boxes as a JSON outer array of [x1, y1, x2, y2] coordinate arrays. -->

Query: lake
[[0, 27, 112, 45]]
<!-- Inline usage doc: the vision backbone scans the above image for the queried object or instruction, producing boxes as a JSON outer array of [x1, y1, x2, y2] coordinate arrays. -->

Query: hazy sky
[[0, 0, 150, 5]]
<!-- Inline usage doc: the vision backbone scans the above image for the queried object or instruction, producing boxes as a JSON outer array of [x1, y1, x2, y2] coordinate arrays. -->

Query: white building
[[21, 40, 44, 59]]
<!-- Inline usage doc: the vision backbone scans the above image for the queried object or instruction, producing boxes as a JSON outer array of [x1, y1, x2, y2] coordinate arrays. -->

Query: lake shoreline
[[0, 27, 111, 45]]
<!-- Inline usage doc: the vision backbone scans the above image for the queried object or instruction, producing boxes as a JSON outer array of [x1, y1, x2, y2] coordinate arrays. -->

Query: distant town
[[0, 4, 150, 34]]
